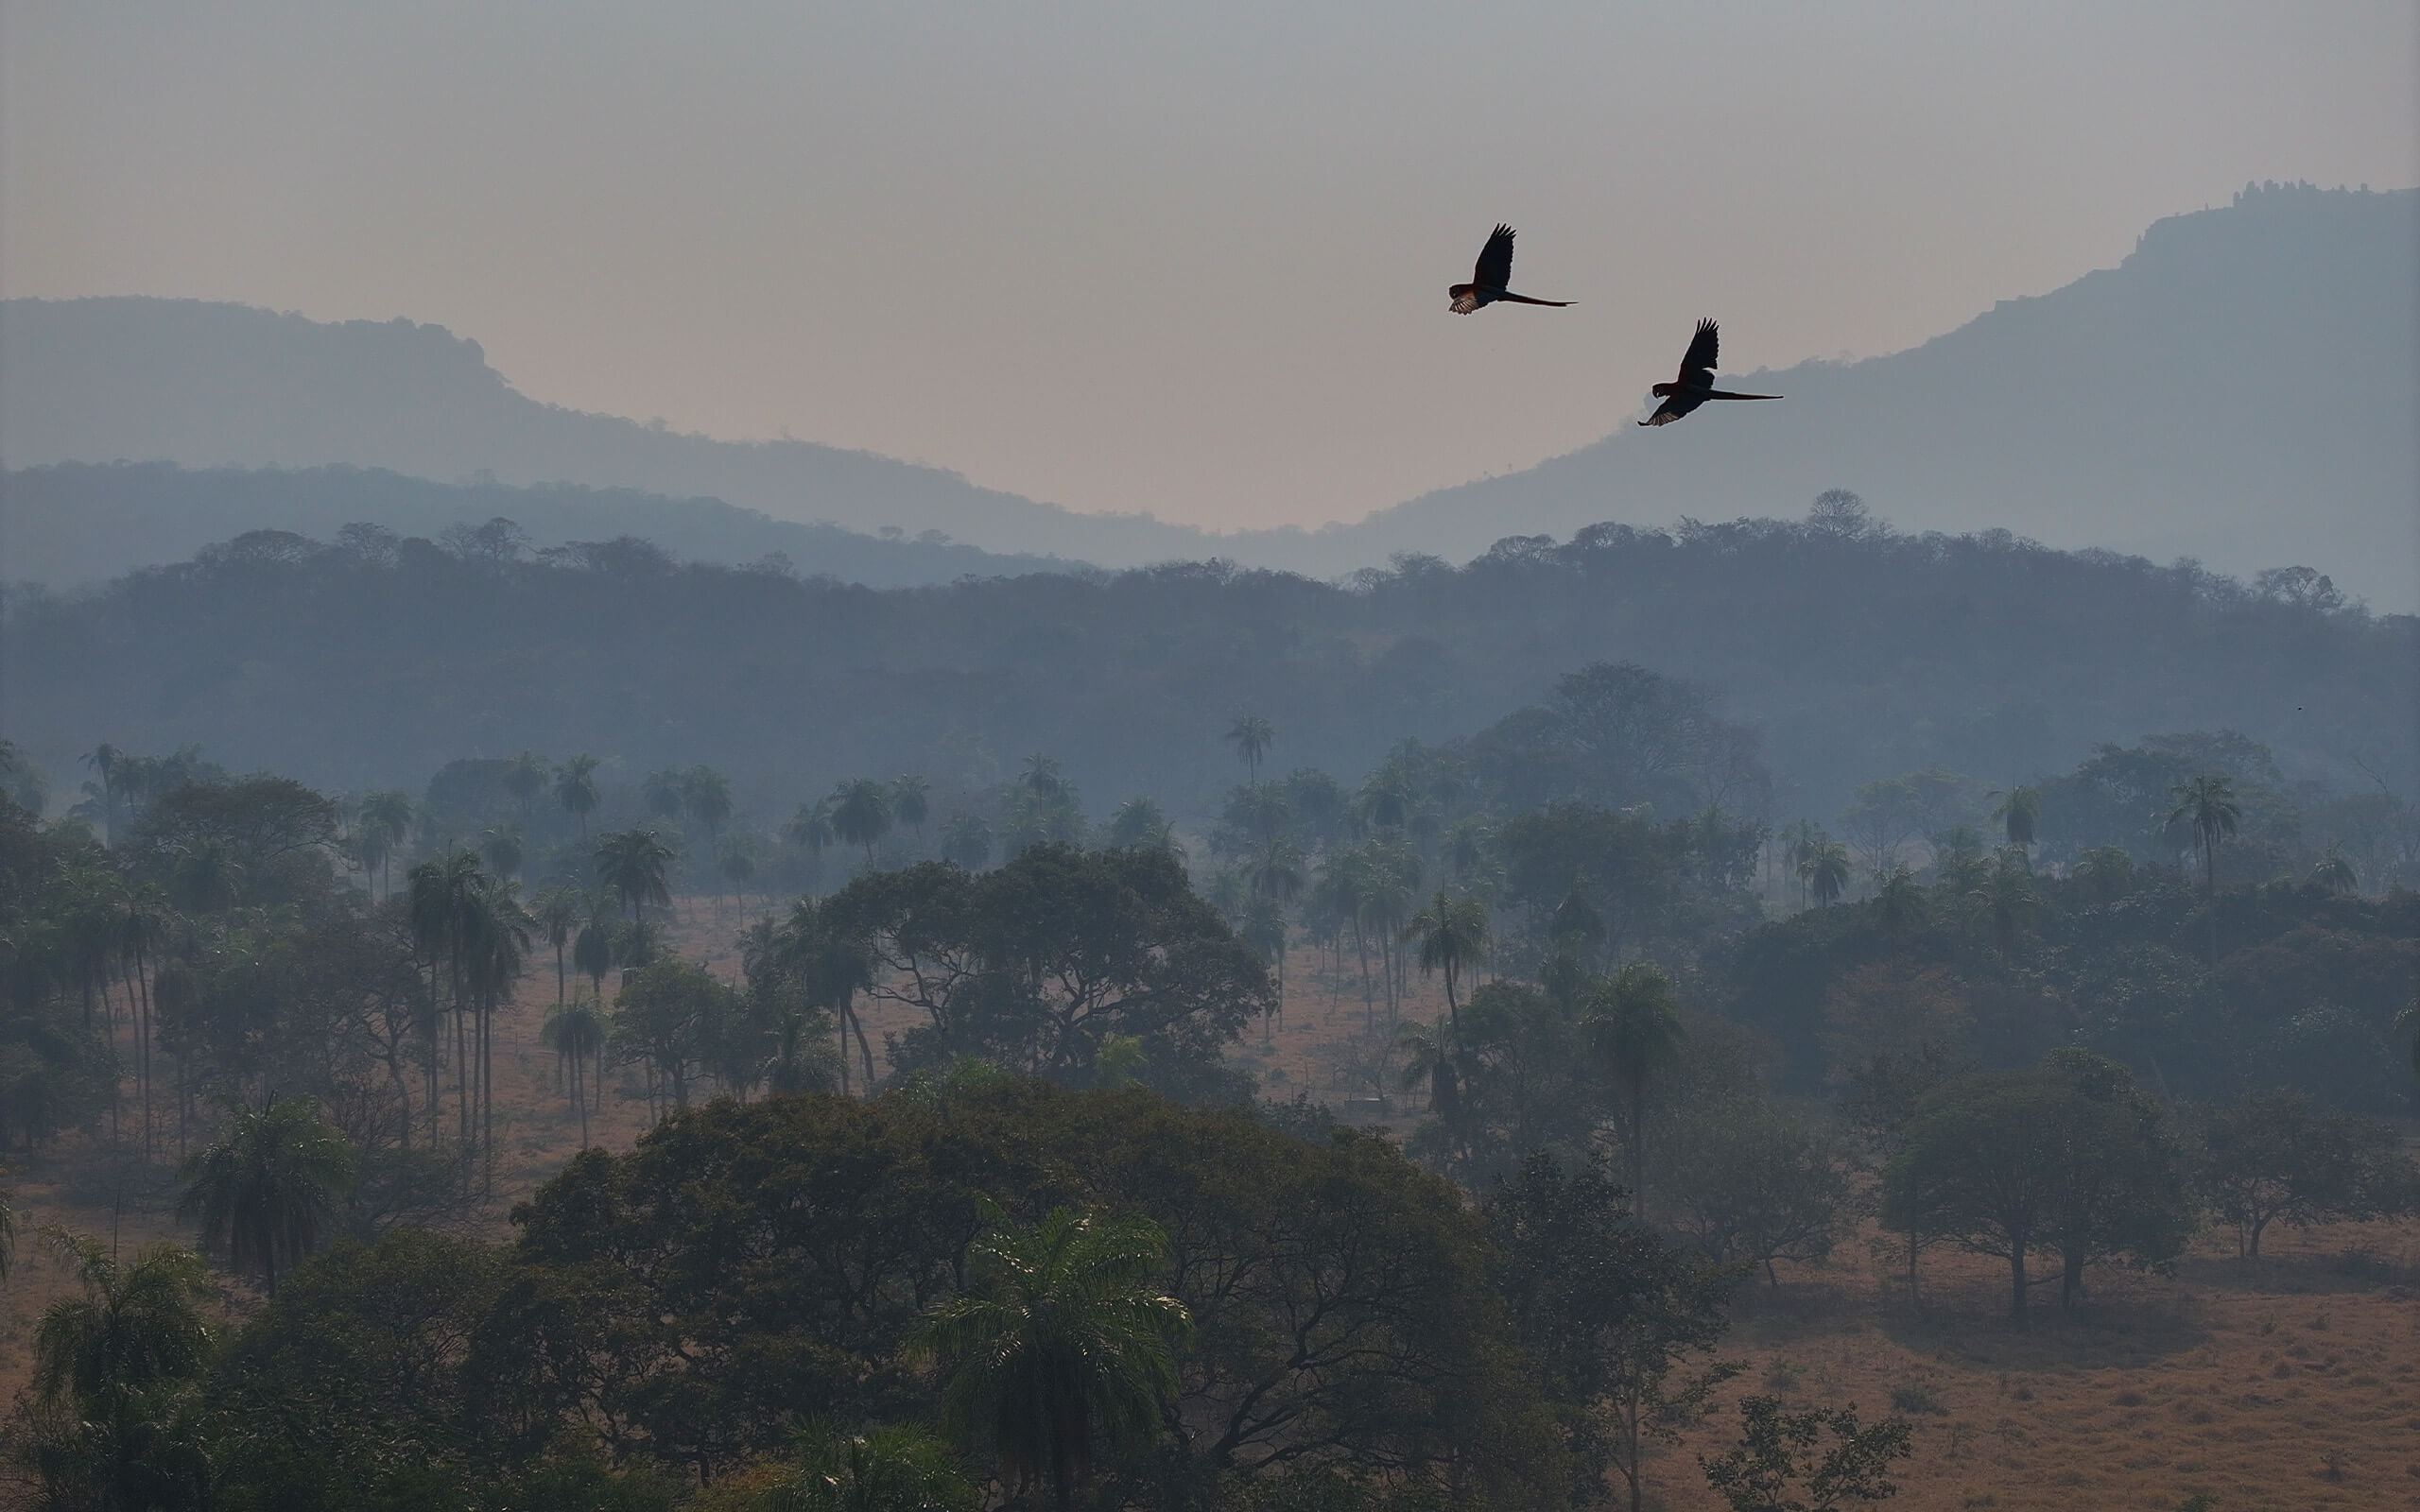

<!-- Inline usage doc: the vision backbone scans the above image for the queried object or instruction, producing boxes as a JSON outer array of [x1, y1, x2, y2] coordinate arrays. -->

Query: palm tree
[[1780, 819, 1820, 908], [33, 1230, 213, 1400], [683, 765, 735, 849], [478, 823, 523, 881], [786, 799, 835, 851], [2308, 841, 2358, 896], [2073, 844, 2136, 903], [1989, 785, 2041, 851], [1361, 844, 1420, 1022], [1405, 890, 1489, 1042], [941, 812, 994, 872], [641, 767, 689, 827], [1875, 865, 1927, 934], [81, 744, 126, 845], [543, 999, 609, 1148], [1396, 1015, 1462, 1129], [1105, 797, 1175, 852], [458, 876, 532, 1191], [1443, 815, 1493, 885], [1248, 836, 1306, 906], [1547, 878, 1605, 963], [501, 750, 549, 818], [406, 852, 528, 1173], [914, 1205, 1193, 1512], [1005, 756, 1084, 855], [1246, 837, 1305, 1028], [1800, 839, 1852, 907], [718, 836, 760, 914], [787, 798, 838, 889], [533, 885, 583, 1005], [774, 898, 878, 1092], [2167, 774, 2242, 896], [555, 754, 603, 837], [1583, 963, 1686, 1213], [30, 1228, 215, 1500], [574, 904, 620, 1004], [1020, 752, 1067, 798], [1225, 713, 1275, 786], [596, 827, 676, 930], [357, 789, 416, 897], [1970, 852, 2038, 957], [891, 775, 932, 853], [407, 850, 485, 1148], [830, 779, 895, 866], [1357, 765, 1413, 833], [176, 1096, 356, 1297], [1225, 784, 1292, 848], [770, 1421, 978, 1512], [350, 813, 395, 900]]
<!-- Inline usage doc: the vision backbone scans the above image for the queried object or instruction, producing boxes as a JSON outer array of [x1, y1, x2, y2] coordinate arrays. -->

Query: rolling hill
[[0, 297, 1204, 567]]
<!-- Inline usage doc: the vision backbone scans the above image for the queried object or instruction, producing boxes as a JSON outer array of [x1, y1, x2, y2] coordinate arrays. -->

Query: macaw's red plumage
[[1449, 225, 1574, 314], [1638, 318, 1781, 425]]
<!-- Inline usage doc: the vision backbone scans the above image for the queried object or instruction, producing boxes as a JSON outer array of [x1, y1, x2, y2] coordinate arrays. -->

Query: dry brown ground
[[1647, 1221, 2420, 1512], [1, 901, 2412, 1510]]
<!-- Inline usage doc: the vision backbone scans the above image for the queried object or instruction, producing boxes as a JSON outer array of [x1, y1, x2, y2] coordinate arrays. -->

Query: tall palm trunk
[[131, 946, 150, 1160], [454, 996, 471, 1149], [1624, 1071, 1648, 1221], [133, 935, 156, 1162], [572, 1036, 589, 1147], [424, 962, 444, 1149], [1352, 920, 1374, 1027], [384, 1037, 413, 1152], [486, 996, 500, 1194], [840, 994, 877, 1091]]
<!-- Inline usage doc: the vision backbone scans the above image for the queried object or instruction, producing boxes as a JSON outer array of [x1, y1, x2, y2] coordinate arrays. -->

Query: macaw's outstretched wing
[[1639, 391, 1703, 426], [1679, 318, 1720, 377], [1472, 224, 1516, 292]]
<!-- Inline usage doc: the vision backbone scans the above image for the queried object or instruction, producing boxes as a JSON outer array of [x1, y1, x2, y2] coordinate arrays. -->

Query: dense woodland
[[5, 494, 2408, 828]]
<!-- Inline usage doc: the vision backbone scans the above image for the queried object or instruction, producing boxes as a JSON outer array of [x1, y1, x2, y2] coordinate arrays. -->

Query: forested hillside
[[0, 462, 1064, 589], [4, 502, 2405, 827]]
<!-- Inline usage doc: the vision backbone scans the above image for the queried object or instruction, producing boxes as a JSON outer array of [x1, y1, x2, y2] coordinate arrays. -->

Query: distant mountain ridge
[[0, 463, 1066, 589], [0, 297, 1213, 566], [4, 183, 2411, 603], [1285, 183, 2418, 606]]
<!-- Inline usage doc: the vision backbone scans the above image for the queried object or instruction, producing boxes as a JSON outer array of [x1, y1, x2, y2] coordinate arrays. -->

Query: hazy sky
[[5, 2, 2414, 533]]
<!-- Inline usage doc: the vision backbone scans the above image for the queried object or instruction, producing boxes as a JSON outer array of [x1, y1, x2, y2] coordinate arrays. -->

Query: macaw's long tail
[[1495, 293, 1574, 306], [1705, 390, 1781, 401]]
